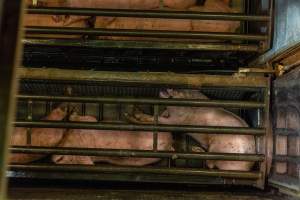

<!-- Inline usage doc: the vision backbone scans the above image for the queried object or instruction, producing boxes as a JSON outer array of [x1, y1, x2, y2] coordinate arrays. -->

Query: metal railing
[[9, 67, 270, 189]]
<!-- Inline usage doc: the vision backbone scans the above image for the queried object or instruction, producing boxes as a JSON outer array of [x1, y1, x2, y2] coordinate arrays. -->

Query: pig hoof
[[191, 146, 205, 153]]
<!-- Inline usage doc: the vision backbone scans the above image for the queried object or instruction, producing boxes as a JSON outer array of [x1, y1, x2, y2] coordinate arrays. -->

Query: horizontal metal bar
[[27, 7, 271, 22], [23, 38, 261, 52], [17, 95, 265, 109], [274, 156, 300, 164], [9, 164, 262, 179], [274, 128, 299, 136], [25, 26, 268, 41], [10, 146, 265, 162], [14, 121, 265, 136], [18, 68, 269, 88]]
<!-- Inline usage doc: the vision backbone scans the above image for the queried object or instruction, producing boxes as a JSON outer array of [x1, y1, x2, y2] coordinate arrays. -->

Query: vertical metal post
[[256, 78, 271, 189], [0, 0, 25, 199], [153, 105, 159, 151]]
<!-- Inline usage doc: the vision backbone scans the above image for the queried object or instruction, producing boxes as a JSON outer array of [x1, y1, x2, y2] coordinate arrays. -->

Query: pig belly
[[10, 107, 67, 164], [53, 129, 173, 166], [53, 114, 173, 166], [96, 17, 192, 41], [163, 0, 197, 9], [65, 0, 160, 9]]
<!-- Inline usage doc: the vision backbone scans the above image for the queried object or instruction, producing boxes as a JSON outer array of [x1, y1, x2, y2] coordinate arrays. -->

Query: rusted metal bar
[[25, 26, 268, 41], [13, 121, 266, 136], [10, 146, 265, 161], [0, 0, 25, 198], [17, 95, 265, 109], [274, 128, 299, 136], [27, 7, 271, 21], [9, 164, 262, 179], [274, 156, 300, 164], [23, 39, 261, 52], [17, 68, 269, 88]]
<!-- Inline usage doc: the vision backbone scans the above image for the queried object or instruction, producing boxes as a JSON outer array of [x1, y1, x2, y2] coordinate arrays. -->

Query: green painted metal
[[10, 164, 262, 179], [17, 95, 266, 109], [17, 68, 269, 88], [10, 146, 265, 162], [25, 26, 268, 41], [27, 7, 271, 21], [14, 121, 266, 136], [23, 38, 261, 52]]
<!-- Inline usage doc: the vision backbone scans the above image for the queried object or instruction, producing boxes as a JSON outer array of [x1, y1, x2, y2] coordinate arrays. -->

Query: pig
[[125, 89, 256, 171], [96, 17, 192, 41], [10, 106, 67, 164], [24, 0, 91, 38], [24, 0, 93, 39], [190, 0, 240, 33], [163, 0, 197, 9], [64, 0, 160, 9], [95, 0, 239, 42], [52, 113, 173, 166]]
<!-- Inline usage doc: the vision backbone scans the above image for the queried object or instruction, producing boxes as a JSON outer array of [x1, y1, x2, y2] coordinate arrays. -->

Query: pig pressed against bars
[[189, 0, 240, 33], [52, 113, 173, 166], [10, 106, 67, 164], [126, 89, 256, 171], [65, 0, 160, 9], [95, 0, 239, 41]]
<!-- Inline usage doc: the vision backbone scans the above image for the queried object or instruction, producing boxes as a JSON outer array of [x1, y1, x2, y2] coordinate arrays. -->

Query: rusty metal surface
[[17, 68, 269, 88], [271, 66, 300, 196], [0, 0, 25, 199], [252, 0, 300, 65]]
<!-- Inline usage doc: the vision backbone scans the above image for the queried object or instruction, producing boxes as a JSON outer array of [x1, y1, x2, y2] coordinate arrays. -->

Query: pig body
[[96, 17, 192, 41], [190, 0, 240, 33], [127, 89, 256, 171], [10, 107, 67, 164], [52, 114, 173, 166], [163, 0, 197, 9], [65, 0, 160, 9]]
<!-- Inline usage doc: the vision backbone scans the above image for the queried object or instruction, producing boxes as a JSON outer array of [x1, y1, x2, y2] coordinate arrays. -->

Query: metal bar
[[266, 0, 274, 51], [18, 68, 269, 88], [153, 105, 159, 151], [256, 80, 271, 189], [26, 100, 33, 145], [0, 0, 25, 198], [274, 156, 300, 164], [14, 121, 266, 136], [27, 7, 271, 21], [25, 26, 268, 41], [17, 95, 265, 109], [274, 128, 299, 136], [10, 146, 265, 161], [9, 164, 262, 179], [23, 38, 261, 52]]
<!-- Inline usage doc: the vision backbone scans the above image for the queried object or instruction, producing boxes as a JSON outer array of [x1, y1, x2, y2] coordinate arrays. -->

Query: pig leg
[[124, 107, 169, 124]]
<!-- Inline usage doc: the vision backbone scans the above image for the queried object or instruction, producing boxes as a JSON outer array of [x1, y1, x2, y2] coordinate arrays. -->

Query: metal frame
[[23, 1, 273, 54], [0, 0, 24, 199], [10, 68, 270, 189]]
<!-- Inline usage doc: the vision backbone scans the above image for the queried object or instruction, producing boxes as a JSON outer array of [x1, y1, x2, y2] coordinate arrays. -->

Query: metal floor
[[8, 181, 289, 200]]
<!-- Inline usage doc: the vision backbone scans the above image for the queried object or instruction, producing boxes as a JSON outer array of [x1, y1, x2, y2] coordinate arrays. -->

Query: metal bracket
[[237, 65, 285, 77]]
